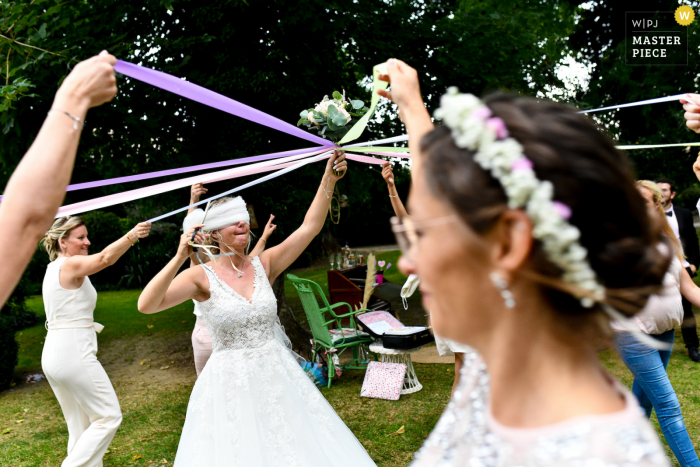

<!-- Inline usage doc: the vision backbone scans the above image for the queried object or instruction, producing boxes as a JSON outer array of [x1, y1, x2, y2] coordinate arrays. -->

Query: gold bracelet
[[127, 230, 138, 246]]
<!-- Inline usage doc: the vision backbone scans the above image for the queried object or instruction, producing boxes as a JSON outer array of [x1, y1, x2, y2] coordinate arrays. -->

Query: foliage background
[[3, 0, 700, 333]]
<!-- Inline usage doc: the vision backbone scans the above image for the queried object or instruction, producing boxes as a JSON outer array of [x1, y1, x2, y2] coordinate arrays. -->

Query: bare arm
[[260, 151, 347, 282], [377, 59, 434, 176], [139, 226, 207, 314], [187, 183, 209, 268], [381, 162, 408, 217], [680, 266, 700, 308], [188, 183, 208, 215], [61, 222, 151, 287], [0, 53, 118, 308], [250, 214, 277, 257]]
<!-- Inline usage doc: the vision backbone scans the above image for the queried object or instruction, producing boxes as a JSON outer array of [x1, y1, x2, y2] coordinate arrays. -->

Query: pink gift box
[[360, 361, 407, 401]]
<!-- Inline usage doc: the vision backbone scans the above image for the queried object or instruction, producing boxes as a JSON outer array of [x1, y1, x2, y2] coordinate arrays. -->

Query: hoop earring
[[490, 272, 515, 308]]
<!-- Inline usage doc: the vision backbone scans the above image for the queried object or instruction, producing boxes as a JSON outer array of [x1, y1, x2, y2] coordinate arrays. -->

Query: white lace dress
[[173, 258, 377, 467]]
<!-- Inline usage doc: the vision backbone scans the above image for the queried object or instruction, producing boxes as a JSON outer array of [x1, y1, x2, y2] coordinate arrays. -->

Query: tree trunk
[[273, 273, 312, 353]]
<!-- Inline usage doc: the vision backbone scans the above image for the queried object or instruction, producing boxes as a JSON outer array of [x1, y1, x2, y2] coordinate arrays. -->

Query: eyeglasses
[[390, 215, 460, 259]]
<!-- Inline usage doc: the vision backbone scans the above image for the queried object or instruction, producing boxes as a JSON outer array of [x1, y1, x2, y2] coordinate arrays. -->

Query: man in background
[[657, 178, 700, 362]]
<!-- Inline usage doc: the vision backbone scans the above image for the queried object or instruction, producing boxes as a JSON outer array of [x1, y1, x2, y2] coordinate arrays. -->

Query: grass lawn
[[1, 249, 698, 466]]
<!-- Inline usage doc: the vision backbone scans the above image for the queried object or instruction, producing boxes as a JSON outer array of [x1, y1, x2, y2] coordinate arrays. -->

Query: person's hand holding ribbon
[[681, 93, 700, 133]]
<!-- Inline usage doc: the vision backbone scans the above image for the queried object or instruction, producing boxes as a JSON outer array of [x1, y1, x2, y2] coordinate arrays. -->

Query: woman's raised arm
[[61, 223, 151, 287], [138, 226, 207, 314], [0, 52, 117, 308], [377, 59, 434, 176], [260, 151, 346, 282]]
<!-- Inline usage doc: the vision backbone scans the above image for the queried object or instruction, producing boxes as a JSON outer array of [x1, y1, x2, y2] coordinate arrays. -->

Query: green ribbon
[[338, 63, 389, 145]]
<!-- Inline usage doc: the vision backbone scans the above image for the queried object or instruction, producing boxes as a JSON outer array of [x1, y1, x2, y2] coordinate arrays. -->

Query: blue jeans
[[615, 330, 700, 467]]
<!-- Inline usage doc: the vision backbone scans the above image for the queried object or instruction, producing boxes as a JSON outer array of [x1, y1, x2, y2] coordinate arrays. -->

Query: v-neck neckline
[[205, 257, 260, 305]]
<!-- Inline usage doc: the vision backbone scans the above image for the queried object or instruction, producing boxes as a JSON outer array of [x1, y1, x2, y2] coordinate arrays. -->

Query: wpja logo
[[625, 7, 693, 66]]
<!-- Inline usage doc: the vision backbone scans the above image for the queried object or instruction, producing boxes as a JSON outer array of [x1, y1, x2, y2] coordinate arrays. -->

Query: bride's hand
[[326, 149, 347, 182], [178, 224, 205, 259]]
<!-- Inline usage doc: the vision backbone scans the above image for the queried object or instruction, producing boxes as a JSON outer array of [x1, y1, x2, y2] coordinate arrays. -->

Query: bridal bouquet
[[297, 91, 369, 142]]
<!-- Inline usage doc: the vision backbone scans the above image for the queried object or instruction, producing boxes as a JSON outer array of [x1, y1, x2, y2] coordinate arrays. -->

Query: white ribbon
[[579, 94, 687, 114]]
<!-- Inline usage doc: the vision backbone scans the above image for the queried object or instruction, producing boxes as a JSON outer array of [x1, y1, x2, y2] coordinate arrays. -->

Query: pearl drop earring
[[490, 272, 515, 308]]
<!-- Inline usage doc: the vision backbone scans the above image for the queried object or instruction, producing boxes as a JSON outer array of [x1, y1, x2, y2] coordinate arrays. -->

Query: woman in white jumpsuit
[[41, 215, 151, 467]]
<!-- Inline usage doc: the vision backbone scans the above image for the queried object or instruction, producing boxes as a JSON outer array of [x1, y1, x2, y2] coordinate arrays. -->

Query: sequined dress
[[410, 350, 670, 466], [173, 258, 376, 467]]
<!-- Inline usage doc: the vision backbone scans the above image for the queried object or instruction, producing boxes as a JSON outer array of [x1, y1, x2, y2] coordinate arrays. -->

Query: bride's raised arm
[[260, 149, 347, 282], [138, 226, 208, 314]]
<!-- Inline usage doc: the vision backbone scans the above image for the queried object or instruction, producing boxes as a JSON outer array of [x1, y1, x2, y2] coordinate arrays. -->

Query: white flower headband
[[434, 87, 605, 308]]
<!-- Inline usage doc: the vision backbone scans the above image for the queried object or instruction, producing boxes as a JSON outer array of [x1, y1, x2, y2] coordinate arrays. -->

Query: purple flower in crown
[[486, 117, 509, 139], [511, 157, 534, 171], [552, 201, 572, 220]]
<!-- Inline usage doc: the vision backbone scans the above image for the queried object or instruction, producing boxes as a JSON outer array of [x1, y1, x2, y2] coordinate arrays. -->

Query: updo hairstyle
[[42, 216, 85, 261], [421, 93, 671, 330]]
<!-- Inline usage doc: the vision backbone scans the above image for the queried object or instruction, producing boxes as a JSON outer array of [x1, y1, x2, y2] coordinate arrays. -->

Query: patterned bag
[[301, 361, 329, 387], [360, 361, 407, 401]]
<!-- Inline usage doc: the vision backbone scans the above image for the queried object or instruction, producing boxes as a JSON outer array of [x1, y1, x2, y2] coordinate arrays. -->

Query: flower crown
[[434, 87, 605, 308]]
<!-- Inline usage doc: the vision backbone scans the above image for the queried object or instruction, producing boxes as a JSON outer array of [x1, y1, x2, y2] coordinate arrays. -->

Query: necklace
[[219, 253, 246, 278]]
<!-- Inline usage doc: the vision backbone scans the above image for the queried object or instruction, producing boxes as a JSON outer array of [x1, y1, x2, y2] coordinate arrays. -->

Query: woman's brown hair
[[421, 93, 671, 325]]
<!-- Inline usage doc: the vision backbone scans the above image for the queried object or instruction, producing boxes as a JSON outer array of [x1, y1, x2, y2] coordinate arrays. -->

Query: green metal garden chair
[[287, 274, 374, 388]]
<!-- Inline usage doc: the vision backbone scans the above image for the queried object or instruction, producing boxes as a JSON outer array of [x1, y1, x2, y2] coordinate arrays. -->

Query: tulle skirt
[[173, 339, 376, 467]]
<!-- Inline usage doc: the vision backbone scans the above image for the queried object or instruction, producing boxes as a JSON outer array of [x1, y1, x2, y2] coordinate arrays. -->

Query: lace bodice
[[198, 257, 278, 352], [411, 350, 669, 466]]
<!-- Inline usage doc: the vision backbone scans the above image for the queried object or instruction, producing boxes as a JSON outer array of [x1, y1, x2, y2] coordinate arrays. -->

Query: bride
[[138, 150, 376, 466]]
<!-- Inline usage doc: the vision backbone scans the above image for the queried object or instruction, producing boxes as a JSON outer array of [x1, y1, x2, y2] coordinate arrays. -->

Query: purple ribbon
[[65, 146, 324, 192], [0, 146, 325, 201], [115, 60, 333, 147]]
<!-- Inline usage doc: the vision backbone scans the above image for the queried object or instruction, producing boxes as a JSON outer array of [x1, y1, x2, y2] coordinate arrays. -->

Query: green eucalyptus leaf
[[320, 125, 327, 135], [336, 126, 349, 137], [297, 117, 308, 126], [351, 100, 364, 109], [327, 104, 338, 118], [327, 117, 338, 131], [332, 91, 342, 100], [332, 114, 347, 127], [299, 110, 310, 118]]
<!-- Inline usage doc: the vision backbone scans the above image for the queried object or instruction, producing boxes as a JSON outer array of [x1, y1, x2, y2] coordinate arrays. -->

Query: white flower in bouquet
[[309, 100, 352, 123], [297, 90, 369, 142]]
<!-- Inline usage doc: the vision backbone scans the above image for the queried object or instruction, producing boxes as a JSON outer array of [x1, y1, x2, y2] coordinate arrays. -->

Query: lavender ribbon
[[66, 146, 323, 192], [115, 60, 333, 147]]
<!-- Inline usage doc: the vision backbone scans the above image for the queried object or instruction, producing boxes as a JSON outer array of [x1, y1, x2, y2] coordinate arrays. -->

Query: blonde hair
[[202, 197, 254, 253], [636, 180, 683, 261], [41, 216, 85, 261]]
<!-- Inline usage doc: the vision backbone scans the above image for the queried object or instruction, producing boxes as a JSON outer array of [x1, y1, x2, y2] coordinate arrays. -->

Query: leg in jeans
[[631, 331, 674, 418], [615, 330, 700, 467]]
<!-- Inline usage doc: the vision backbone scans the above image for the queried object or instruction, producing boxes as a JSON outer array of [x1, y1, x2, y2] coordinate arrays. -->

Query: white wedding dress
[[173, 257, 376, 467]]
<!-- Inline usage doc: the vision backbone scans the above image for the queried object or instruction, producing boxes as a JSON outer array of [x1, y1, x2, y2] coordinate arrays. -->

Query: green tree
[[567, 0, 700, 205], [0, 0, 579, 242]]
